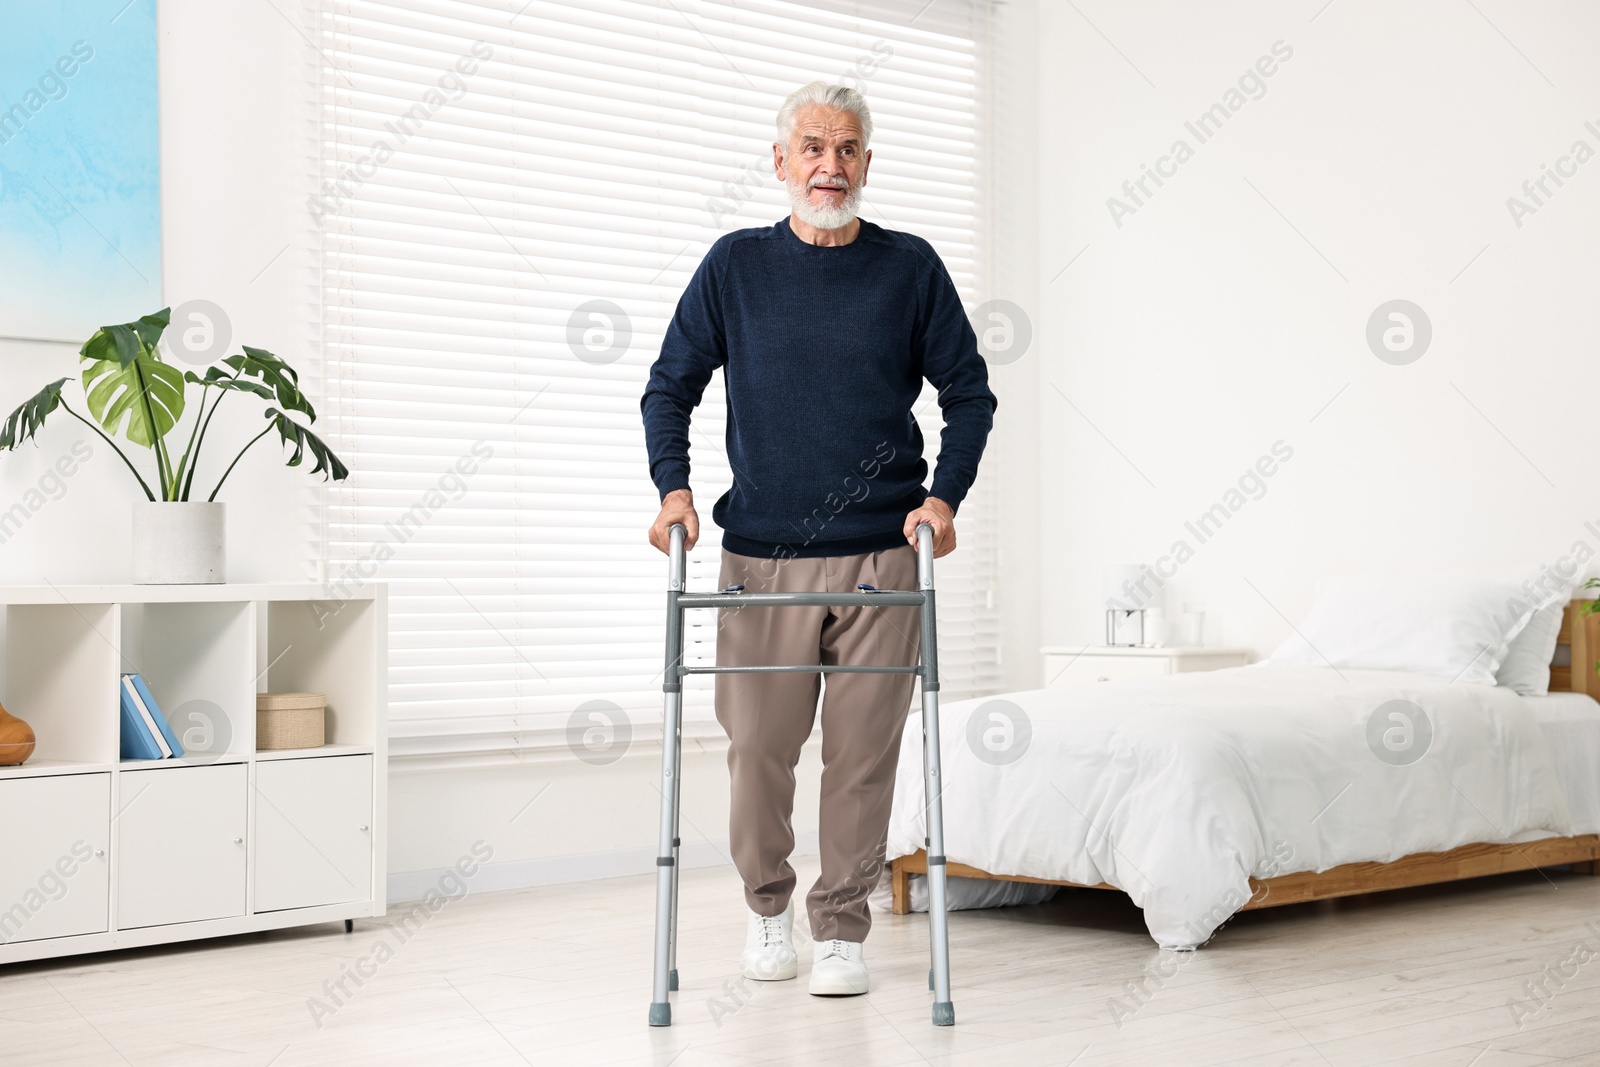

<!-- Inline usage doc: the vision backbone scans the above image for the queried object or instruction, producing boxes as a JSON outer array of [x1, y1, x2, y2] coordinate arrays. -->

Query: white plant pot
[[132, 502, 226, 584]]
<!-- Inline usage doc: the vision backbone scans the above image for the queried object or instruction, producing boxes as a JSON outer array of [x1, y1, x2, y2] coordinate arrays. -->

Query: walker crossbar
[[677, 591, 926, 608], [646, 521, 956, 1028], [683, 664, 922, 676]]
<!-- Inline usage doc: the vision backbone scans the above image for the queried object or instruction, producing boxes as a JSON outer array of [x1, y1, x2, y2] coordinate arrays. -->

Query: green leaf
[[132, 308, 171, 348], [0, 378, 69, 450], [80, 308, 172, 367], [264, 407, 348, 480], [83, 343, 186, 448], [184, 367, 274, 400], [228, 347, 314, 420], [81, 324, 143, 368]]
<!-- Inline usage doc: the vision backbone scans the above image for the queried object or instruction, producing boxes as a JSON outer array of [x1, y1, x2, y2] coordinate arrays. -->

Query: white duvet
[[886, 666, 1576, 949]]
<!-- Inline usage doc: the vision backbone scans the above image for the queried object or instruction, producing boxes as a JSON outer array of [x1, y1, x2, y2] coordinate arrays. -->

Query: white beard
[[787, 172, 861, 231]]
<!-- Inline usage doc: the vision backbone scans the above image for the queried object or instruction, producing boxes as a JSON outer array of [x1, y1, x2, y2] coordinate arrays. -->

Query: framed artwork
[[0, 1, 161, 342]]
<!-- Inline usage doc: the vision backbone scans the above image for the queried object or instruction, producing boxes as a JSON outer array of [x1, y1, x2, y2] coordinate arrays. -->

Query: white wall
[[988, 0, 1043, 689], [1036, 0, 1600, 656]]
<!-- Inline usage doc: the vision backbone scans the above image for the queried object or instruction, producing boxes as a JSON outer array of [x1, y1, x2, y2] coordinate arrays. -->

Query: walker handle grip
[[667, 523, 687, 590], [914, 521, 935, 589]]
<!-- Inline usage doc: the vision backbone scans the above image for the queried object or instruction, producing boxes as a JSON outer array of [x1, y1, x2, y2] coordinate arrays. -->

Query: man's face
[[774, 104, 871, 230]]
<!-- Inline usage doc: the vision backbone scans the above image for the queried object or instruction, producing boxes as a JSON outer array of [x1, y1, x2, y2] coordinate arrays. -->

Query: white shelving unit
[[0, 583, 386, 965]]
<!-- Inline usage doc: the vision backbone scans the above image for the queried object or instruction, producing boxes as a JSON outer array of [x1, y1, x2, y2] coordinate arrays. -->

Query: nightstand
[[1040, 645, 1253, 688]]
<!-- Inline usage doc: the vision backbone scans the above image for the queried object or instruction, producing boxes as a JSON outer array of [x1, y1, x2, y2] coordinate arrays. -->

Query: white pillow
[[1495, 571, 1584, 694], [1262, 571, 1541, 685]]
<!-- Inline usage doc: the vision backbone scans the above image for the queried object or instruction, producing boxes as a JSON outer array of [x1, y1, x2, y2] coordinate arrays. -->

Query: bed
[[887, 597, 1600, 949]]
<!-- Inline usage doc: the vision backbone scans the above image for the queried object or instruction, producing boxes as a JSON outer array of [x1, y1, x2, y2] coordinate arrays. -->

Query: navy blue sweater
[[641, 217, 998, 560]]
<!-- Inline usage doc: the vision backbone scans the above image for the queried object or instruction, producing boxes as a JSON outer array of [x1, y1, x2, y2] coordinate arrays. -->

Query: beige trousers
[[715, 545, 922, 943]]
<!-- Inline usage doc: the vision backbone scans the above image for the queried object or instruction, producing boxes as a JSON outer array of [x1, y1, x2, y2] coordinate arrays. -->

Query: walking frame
[[648, 521, 956, 1027]]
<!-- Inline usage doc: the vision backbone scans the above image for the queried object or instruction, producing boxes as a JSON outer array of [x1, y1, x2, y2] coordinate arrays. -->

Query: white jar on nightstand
[[1040, 645, 1252, 688]]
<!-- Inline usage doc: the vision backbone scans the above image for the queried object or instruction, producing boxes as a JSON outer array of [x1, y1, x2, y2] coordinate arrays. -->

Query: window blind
[[313, 0, 1000, 768]]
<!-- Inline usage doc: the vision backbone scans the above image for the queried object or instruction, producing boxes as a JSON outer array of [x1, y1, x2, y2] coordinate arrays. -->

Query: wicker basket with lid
[[256, 691, 326, 750]]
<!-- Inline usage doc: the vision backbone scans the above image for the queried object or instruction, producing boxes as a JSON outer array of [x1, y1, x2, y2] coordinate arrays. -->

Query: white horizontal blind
[[314, 0, 999, 765]]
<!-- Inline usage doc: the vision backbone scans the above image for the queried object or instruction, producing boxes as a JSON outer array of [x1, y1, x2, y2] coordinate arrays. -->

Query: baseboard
[[388, 831, 821, 903]]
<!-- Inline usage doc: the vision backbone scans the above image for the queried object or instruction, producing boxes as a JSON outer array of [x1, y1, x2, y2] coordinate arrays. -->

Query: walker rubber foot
[[649, 1002, 672, 1027], [669, 969, 679, 992], [932, 1001, 955, 1026]]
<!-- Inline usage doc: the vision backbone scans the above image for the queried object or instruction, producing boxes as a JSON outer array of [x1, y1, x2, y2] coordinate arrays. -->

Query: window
[[314, 0, 998, 768]]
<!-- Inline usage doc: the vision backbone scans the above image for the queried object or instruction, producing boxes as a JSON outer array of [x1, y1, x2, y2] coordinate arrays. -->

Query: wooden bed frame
[[891, 600, 1600, 916]]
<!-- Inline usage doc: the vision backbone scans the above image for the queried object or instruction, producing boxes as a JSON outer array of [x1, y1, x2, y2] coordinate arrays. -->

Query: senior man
[[640, 82, 996, 996]]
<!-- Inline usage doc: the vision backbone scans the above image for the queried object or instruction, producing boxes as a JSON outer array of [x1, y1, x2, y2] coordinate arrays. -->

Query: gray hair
[[775, 81, 873, 150]]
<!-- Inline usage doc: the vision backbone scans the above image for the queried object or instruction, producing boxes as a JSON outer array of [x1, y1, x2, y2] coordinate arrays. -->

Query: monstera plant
[[0, 307, 348, 582], [0, 308, 346, 501]]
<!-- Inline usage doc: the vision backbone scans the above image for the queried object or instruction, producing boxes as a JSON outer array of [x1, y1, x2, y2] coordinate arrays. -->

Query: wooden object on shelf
[[0, 703, 35, 765], [257, 692, 326, 750]]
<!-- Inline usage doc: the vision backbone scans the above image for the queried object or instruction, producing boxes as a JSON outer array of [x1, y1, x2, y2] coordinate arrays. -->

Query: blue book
[[126, 674, 184, 758], [123, 676, 169, 757], [119, 681, 164, 760]]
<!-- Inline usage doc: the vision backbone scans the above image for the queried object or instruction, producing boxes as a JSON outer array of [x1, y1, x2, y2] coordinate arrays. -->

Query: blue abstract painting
[[0, 1, 161, 341]]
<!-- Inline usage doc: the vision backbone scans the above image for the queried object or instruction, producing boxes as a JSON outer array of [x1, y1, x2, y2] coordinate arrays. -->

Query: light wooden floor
[[3, 860, 1599, 1066]]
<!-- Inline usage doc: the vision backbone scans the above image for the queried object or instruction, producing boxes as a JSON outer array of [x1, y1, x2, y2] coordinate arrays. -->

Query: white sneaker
[[809, 938, 869, 995], [742, 901, 798, 981]]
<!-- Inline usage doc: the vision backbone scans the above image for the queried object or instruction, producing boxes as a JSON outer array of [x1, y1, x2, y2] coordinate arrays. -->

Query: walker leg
[[916, 524, 955, 1026], [649, 689, 682, 1025], [923, 685, 955, 1026], [650, 529, 688, 1026], [668, 710, 683, 992]]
